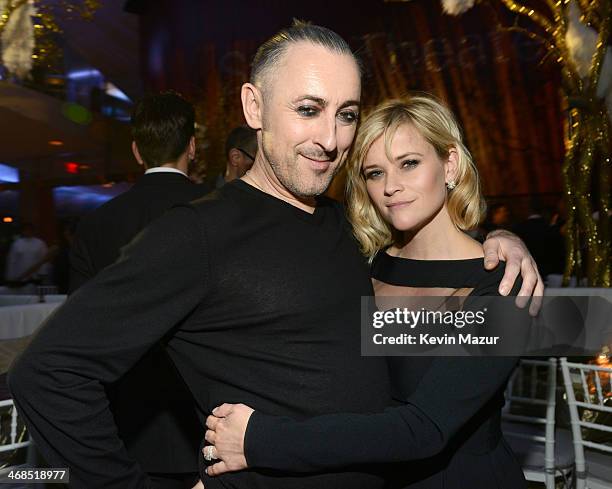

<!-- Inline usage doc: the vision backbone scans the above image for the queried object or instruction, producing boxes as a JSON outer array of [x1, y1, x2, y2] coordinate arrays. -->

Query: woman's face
[[362, 123, 454, 232]]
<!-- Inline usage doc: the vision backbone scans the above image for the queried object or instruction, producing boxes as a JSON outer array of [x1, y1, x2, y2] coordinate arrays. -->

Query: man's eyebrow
[[292, 95, 327, 106], [291, 97, 361, 109], [339, 100, 360, 110]]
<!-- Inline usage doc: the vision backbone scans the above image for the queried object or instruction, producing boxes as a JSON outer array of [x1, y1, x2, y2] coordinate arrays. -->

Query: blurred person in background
[[484, 202, 512, 232], [67, 90, 206, 489], [4, 222, 48, 290], [51, 218, 78, 294], [208, 125, 257, 188]]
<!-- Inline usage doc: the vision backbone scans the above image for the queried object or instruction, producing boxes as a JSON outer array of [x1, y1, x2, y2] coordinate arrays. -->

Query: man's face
[[259, 42, 361, 198]]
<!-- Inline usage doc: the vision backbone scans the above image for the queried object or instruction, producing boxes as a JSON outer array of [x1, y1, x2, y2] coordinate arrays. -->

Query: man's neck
[[224, 167, 239, 183], [145, 165, 188, 178], [242, 161, 317, 214]]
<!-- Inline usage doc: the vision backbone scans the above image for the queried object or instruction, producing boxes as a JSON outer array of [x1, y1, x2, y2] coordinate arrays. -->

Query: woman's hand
[[191, 480, 204, 489], [204, 403, 255, 476], [482, 229, 543, 316]]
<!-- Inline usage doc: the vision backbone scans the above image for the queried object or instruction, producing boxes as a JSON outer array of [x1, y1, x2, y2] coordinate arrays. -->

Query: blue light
[[53, 183, 132, 215], [66, 69, 102, 80], [0, 163, 19, 183], [105, 83, 131, 103]]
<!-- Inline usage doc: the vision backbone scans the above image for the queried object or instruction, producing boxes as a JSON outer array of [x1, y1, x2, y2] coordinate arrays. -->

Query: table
[[0, 295, 66, 307], [0, 300, 65, 373], [0, 302, 64, 341]]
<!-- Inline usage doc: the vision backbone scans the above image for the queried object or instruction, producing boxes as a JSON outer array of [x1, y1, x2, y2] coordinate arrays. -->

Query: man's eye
[[338, 110, 358, 124], [297, 106, 319, 117]]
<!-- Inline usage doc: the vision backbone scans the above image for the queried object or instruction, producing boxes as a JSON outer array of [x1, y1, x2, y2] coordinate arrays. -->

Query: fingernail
[[499, 285, 508, 295], [212, 407, 218, 415], [205, 468, 208, 476]]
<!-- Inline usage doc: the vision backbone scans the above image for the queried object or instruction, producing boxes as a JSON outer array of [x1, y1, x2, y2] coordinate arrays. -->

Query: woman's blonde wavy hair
[[346, 94, 486, 261]]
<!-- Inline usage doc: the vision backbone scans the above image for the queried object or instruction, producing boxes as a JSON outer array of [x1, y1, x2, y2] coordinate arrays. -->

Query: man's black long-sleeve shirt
[[9, 180, 393, 489]]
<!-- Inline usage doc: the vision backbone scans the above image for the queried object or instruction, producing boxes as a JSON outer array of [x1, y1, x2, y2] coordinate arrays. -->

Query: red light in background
[[64, 162, 79, 174]]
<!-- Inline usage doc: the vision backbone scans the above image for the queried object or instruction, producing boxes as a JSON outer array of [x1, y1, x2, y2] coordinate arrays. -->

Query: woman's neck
[[391, 208, 483, 260]]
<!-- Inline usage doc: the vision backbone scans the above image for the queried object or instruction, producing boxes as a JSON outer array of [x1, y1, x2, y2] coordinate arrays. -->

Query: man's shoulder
[[187, 184, 242, 216]]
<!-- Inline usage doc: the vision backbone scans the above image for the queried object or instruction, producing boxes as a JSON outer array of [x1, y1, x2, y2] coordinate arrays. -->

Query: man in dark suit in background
[[207, 125, 257, 189], [513, 198, 563, 279], [70, 91, 210, 290], [69, 91, 208, 489]]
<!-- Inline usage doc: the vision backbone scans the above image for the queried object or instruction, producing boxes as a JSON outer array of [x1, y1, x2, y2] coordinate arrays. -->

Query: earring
[[446, 180, 456, 190]]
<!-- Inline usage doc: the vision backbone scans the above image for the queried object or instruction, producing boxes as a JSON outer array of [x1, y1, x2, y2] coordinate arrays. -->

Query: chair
[[560, 357, 612, 489], [502, 357, 574, 488], [0, 398, 32, 485]]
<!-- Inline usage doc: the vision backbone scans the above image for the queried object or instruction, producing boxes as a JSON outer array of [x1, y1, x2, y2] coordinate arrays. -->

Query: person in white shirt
[[5, 223, 48, 284]]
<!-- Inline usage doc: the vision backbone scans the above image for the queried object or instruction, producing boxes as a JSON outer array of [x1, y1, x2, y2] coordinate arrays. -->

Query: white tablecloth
[[0, 302, 64, 340], [0, 295, 66, 307]]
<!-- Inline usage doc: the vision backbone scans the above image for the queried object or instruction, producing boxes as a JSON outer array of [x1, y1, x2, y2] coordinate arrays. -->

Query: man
[[9, 23, 542, 489], [70, 91, 211, 290], [68, 91, 208, 489], [513, 198, 562, 278], [485, 202, 512, 232], [5, 223, 48, 288], [210, 125, 257, 188]]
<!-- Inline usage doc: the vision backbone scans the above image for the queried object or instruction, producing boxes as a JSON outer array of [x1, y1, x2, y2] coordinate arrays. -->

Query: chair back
[[0, 399, 30, 454], [502, 358, 559, 488], [560, 358, 612, 489]]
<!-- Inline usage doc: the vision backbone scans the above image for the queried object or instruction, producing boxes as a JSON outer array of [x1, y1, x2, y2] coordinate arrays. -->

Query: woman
[[200, 95, 529, 488]]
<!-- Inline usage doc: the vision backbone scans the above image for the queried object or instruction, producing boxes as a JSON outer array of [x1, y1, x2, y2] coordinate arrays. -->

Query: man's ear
[[132, 141, 145, 167], [241, 83, 263, 130], [445, 147, 459, 184], [188, 136, 196, 160], [228, 148, 241, 168]]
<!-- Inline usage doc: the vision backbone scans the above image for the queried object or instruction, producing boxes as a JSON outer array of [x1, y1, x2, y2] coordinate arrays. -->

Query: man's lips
[[301, 154, 332, 170]]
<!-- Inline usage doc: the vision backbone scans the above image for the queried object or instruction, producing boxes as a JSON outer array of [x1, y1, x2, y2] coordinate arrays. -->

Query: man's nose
[[313, 113, 337, 154]]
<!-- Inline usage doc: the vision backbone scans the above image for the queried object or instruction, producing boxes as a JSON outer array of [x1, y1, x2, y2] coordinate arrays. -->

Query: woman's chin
[[389, 217, 420, 233]]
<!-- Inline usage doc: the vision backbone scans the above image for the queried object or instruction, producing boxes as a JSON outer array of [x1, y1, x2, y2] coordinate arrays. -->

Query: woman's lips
[[386, 200, 415, 208]]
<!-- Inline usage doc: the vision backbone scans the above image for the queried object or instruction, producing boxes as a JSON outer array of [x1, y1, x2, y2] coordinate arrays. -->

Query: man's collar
[[144, 167, 189, 178]]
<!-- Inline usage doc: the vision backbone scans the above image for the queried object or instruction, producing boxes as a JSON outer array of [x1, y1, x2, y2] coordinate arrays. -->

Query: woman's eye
[[338, 110, 358, 124], [297, 106, 319, 117], [365, 170, 383, 179], [402, 159, 420, 169]]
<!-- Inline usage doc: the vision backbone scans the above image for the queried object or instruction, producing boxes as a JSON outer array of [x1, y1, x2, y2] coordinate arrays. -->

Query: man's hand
[[204, 403, 254, 477], [483, 229, 543, 316]]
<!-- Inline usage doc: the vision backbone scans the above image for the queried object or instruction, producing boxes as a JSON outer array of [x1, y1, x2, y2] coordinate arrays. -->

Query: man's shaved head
[[250, 20, 360, 98]]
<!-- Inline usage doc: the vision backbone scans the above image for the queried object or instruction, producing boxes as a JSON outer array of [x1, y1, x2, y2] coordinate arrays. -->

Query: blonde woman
[[201, 95, 528, 488]]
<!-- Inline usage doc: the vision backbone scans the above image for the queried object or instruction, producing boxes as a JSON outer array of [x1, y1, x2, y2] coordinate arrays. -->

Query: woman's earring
[[446, 180, 456, 190]]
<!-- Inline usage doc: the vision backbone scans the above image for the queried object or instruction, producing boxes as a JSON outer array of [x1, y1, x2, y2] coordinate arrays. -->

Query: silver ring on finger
[[203, 445, 217, 462]]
